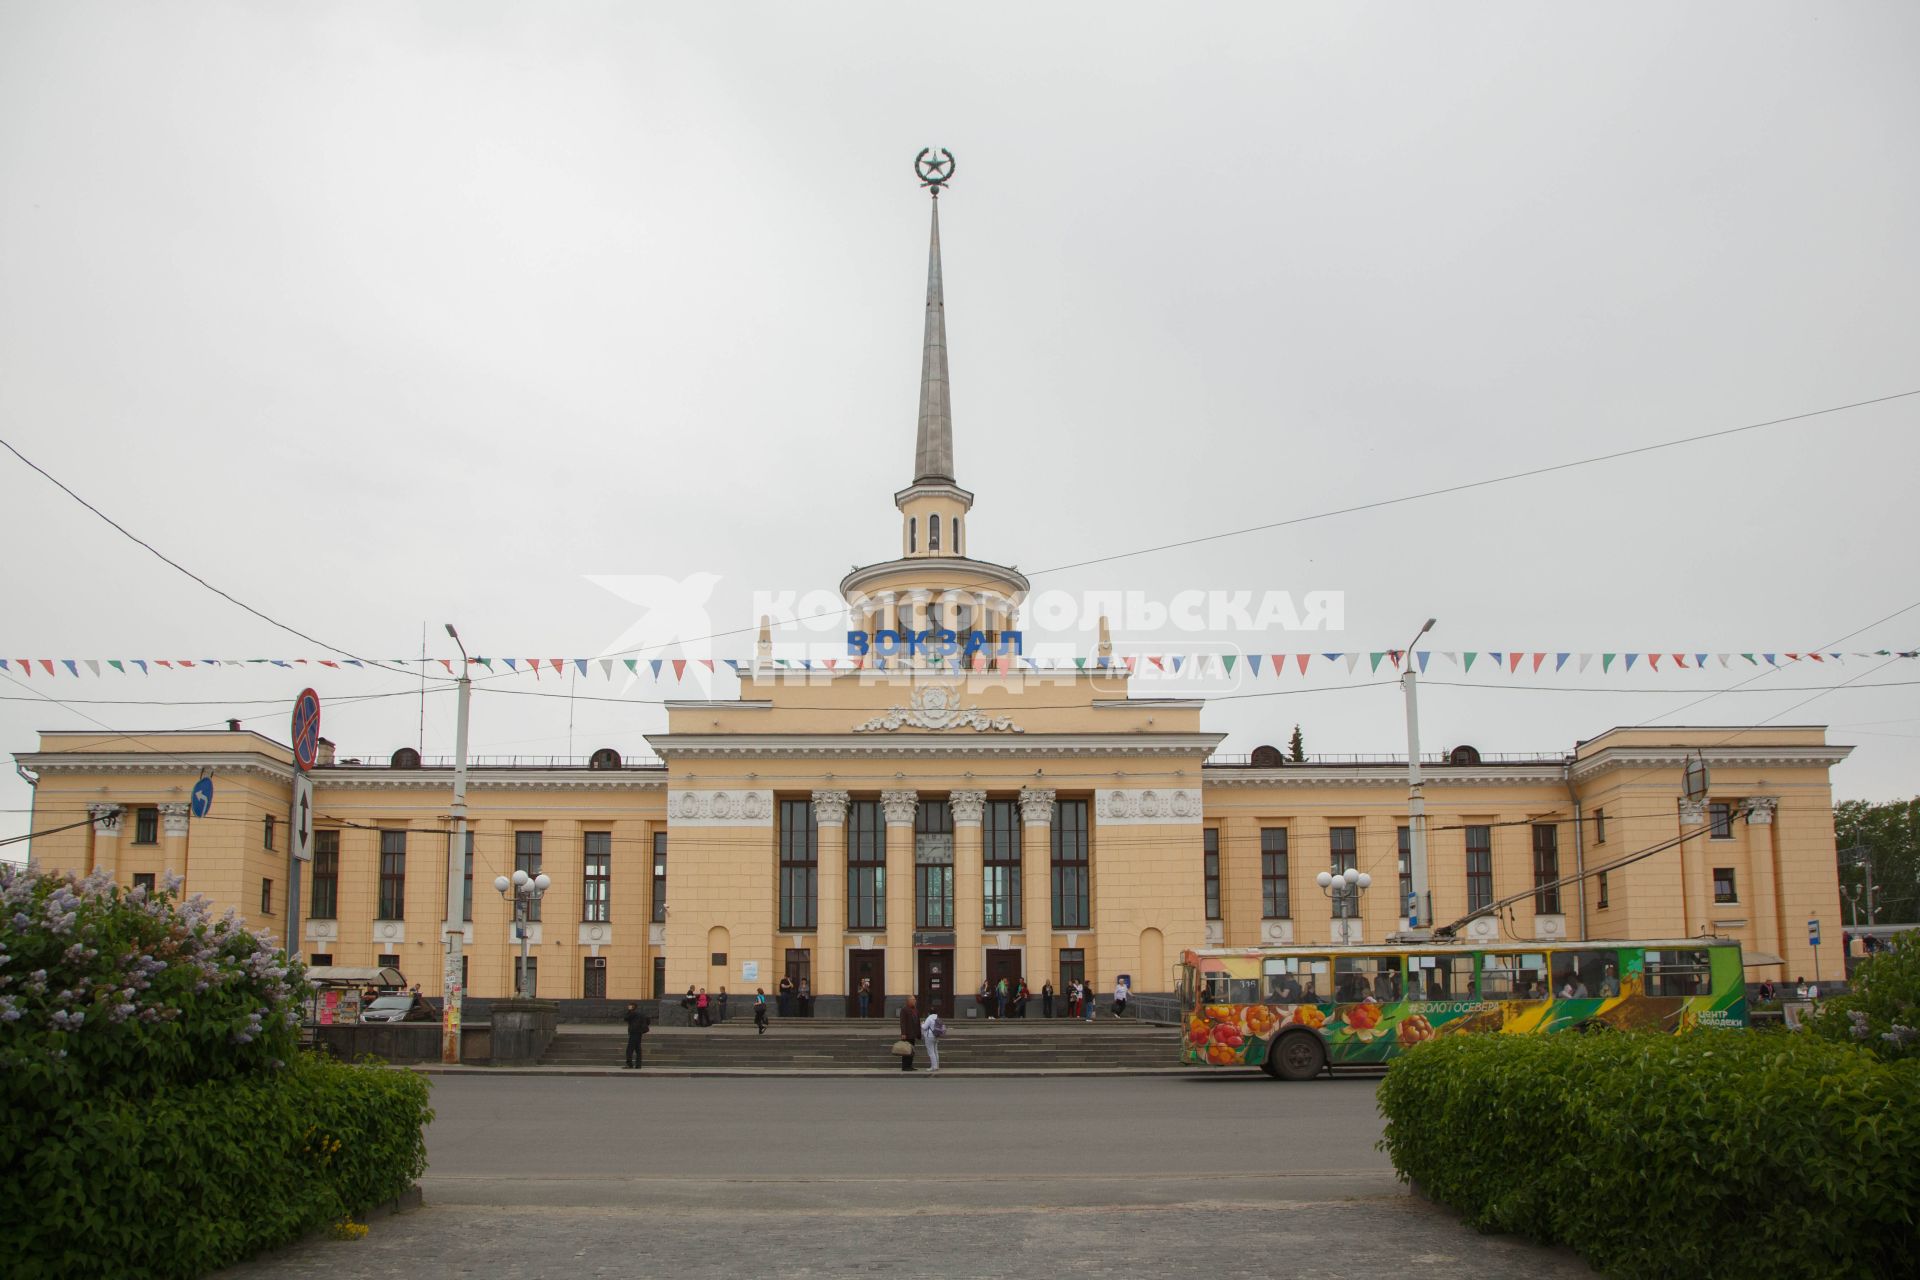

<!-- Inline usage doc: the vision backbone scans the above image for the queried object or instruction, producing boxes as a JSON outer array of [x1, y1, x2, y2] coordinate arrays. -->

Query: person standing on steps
[[754, 988, 769, 1035], [717, 987, 730, 1025], [898, 996, 921, 1072], [695, 987, 711, 1027], [994, 976, 1009, 1021], [921, 1005, 946, 1073], [624, 1001, 650, 1069], [1041, 980, 1055, 1019], [858, 976, 873, 1019], [1113, 976, 1130, 1019], [976, 979, 992, 1021], [799, 977, 813, 1018], [1082, 978, 1097, 1022], [778, 974, 795, 1018], [682, 984, 696, 1023]]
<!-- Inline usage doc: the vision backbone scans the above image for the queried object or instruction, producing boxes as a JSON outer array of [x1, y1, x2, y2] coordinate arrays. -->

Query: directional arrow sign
[[190, 775, 214, 818], [291, 774, 315, 862]]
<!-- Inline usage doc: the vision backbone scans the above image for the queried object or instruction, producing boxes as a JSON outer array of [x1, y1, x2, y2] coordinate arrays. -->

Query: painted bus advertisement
[[1177, 940, 1748, 1080]]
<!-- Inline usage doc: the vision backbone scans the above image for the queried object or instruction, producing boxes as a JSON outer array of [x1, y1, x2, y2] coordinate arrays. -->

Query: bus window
[[1203, 972, 1260, 1004], [1408, 954, 1475, 1000], [1261, 956, 1330, 1003], [1549, 950, 1618, 999], [1645, 950, 1711, 997], [1202, 974, 1232, 1004], [1481, 952, 1550, 999], [1335, 955, 1401, 1003]]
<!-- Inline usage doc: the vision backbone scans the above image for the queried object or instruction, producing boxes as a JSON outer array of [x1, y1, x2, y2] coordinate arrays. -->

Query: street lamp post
[[442, 624, 472, 1065], [1399, 618, 1436, 939], [1317, 866, 1372, 945], [495, 869, 551, 998]]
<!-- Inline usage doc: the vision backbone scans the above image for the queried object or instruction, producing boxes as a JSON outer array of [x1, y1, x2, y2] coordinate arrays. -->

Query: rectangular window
[[847, 799, 886, 930], [1051, 799, 1090, 929], [1260, 828, 1289, 918], [260, 877, 272, 914], [1594, 808, 1606, 844], [377, 830, 406, 920], [312, 830, 339, 919], [1202, 828, 1221, 921], [309, 952, 333, 968], [1713, 867, 1737, 904], [263, 814, 276, 851], [134, 807, 159, 845], [779, 800, 817, 931], [1329, 827, 1358, 919], [1254, 955, 1329, 1004], [1466, 825, 1493, 914], [1407, 954, 1475, 1001], [652, 832, 667, 923], [583, 956, 607, 999], [514, 955, 538, 998], [984, 799, 1023, 929], [377, 952, 400, 970], [583, 831, 612, 923], [1597, 870, 1610, 909], [1532, 824, 1561, 915], [915, 800, 954, 929], [1057, 947, 1085, 996], [1645, 949, 1711, 997], [132, 872, 156, 893], [1397, 825, 1412, 917], [785, 947, 812, 992], [462, 831, 474, 923], [653, 955, 667, 1000], [1709, 802, 1733, 839], [515, 830, 544, 921], [1480, 951, 1550, 999]]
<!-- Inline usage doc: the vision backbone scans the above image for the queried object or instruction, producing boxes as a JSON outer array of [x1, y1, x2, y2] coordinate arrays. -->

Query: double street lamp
[[495, 868, 551, 999], [1317, 866, 1372, 944]]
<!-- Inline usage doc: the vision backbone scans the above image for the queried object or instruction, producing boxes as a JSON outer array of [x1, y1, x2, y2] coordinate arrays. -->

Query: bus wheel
[[1269, 1031, 1326, 1081]]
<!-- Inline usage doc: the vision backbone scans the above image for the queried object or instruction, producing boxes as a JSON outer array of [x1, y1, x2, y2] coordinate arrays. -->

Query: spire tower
[[913, 149, 956, 484]]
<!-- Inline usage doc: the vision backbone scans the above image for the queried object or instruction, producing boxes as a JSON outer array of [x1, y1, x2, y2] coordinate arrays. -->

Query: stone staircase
[[540, 1016, 1181, 1070]]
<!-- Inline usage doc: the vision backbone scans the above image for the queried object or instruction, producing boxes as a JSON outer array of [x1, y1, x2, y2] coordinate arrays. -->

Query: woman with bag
[[896, 996, 920, 1071], [921, 1006, 947, 1073]]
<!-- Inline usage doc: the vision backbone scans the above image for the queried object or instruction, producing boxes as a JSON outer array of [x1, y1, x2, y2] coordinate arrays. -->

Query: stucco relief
[[853, 683, 1022, 733], [1095, 788, 1201, 825], [668, 789, 774, 827], [811, 789, 851, 826], [948, 788, 988, 825], [881, 789, 919, 825], [1745, 796, 1778, 825], [1018, 787, 1056, 826]]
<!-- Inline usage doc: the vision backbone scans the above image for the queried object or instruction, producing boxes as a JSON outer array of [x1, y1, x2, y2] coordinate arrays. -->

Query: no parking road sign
[[291, 688, 322, 772]]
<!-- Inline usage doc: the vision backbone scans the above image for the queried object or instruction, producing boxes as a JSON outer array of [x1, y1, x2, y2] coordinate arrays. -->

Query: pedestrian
[[624, 1000, 650, 1069], [695, 987, 711, 1027], [1758, 978, 1775, 1003], [754, 988, 769, 1035], [898, 996, 920, 1072], [1113, 976, 1130, 1019], [716, 986, 730, 1025], [1067, 980, 1081, 1019], [995, 976, 1009, 1020], [682, 984, 696, 1024], [799, 977, 813, 1018], [778, 974, 795, 1018], [1015, 978, 1030, 1019], [858, 976, 873, 1019], [1795, 975, 1808, 999], [921, 1005, 946, 1073], [976, 979, 992, 1021], [1041, 980, 1055, 1019], [1083, 978, 1096, 1022]]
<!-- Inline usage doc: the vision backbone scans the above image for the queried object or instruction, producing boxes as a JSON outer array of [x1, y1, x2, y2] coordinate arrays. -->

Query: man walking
[[624, 1001, 650, 1069]]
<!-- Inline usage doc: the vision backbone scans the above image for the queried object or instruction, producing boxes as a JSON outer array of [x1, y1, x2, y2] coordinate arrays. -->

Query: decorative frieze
[[1018, 787, 1056, 826], [881, 789, 919, 825], [668, 789, 773, 827], [811, 788, 851, 826], [948, 788, 988, 825], [853, 684, 1022, 734], [1094, 788, 1201, 825]]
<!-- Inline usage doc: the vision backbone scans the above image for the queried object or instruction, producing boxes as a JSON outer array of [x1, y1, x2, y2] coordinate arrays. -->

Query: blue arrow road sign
[[190, 776, 214, 818]]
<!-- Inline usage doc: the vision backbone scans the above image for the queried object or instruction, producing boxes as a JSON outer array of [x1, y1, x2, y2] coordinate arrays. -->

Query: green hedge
[[0, 1052, 431, 1280], [1377, 1031, 1920, 1280]]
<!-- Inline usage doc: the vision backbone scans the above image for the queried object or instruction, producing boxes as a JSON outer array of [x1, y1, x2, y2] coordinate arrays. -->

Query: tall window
[[652, 832, 667, 923], [515, 830, 544, 921], [1594, 808, 1606, 844], [1397, 825, 1412, 916], [953, 517, 961, 554], [1203, 828, 1221, 921], [909, 517, 917, 553], [134, 807, 159, 845], [132, 872, 156, 894], [583, 831, 611, 923], [1058, 947, 1086, 995], [1532, 824, 1561, 915], [377, 830, 406, 920], [583, 956, 607, 999], [1713, 867, 1738, 903], [462, 831, 474, 923], [847, 799, 886, 930], [260, 877, 273, 914], [1329, 827, 1358, 919], [1466, 825, 1492, 913], [1051, 799, 1090, 928], [984, 798, 1023, 928], [1597, 870, 1610, 909], [1260, 828, 1289, 918], [929, 513, 941, 552], [1709, 802, 1733, 839], [263, 814, 276, 851], [779, 800, 817, 930], [915, 799, 954, 928], [311, 829, 340, 919]]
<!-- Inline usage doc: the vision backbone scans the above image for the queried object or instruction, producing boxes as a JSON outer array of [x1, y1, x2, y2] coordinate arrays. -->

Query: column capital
[[159, 803, 191, 838], [88, 803, 123, 836], [949, 789, 988, 825], [881, 789, 919, 826], [1677, 797, 1707, 826], [1018, 787, 1056, 826], [811, 789, 851, 826], [1744, 796, 1778, 825]]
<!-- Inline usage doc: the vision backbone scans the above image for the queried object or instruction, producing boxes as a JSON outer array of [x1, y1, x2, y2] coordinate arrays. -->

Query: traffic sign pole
[[287, 690, 322, 961], [1809, 918, 1822, 991]]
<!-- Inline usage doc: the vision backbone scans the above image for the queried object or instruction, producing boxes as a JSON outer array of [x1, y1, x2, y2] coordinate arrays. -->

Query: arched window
[[930, 514, 941, 552], [909, 517, 917, 553], [954, 517, 962, 554]]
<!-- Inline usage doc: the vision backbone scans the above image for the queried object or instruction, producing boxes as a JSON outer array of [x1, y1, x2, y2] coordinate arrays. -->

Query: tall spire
[[913, 148, 956, 484]]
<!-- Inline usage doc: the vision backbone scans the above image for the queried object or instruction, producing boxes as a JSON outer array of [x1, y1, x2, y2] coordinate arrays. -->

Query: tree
[[1833, 797, 1920, 926], [1289, 724, 1305, 762]]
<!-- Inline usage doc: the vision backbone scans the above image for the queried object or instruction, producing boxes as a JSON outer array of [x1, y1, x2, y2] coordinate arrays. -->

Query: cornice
[[17, 752, 295, 782], [644, 732, 1226, 760], [318, 771, 668, 793], [1570, 744, 1852, 783], [838, 555, 1029, 599], [1203, 764, 1570, 789]]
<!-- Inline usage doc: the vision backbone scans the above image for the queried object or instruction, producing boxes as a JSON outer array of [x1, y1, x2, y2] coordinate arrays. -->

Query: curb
[[409, 1065, 1204, 1078]]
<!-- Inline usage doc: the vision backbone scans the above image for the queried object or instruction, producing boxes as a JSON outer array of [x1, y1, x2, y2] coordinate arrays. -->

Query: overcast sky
[[3, 3, 1917, 852]]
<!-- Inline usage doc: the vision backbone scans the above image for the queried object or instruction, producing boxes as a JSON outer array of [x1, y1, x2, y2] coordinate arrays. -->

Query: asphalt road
[[218, 1074, 1596, 1278]]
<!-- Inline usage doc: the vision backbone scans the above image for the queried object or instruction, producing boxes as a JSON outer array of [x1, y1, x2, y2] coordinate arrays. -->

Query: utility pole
[[442, 624, 472, 1065], [1398, 618, 1436, 940]]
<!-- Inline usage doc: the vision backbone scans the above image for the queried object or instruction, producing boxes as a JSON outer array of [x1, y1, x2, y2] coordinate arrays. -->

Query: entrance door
[[985, 949, 1022, 1013], [848, 949, 886, 1017], [917, 949, 954, 1017]]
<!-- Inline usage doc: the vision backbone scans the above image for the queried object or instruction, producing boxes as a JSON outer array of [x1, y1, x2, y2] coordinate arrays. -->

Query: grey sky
[[3, 3, 1918, 849]]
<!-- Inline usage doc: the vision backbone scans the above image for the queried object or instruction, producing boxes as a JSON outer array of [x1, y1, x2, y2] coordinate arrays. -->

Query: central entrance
[[848, 948, 886, 1017], [985, 948, 1022, 1014], [916, 948, 954, 1017]]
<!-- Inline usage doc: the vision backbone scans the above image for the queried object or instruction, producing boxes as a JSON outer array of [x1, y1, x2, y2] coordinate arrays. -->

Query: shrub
[[1807, 930, 1920, 1061], [0, 866, 433, 1279], [1377, 1031, 1920, 1280]]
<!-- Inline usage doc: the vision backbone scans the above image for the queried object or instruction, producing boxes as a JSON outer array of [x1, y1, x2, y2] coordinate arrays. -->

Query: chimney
[[226, 719, 241, 732], [316, 737, 336, 766]]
